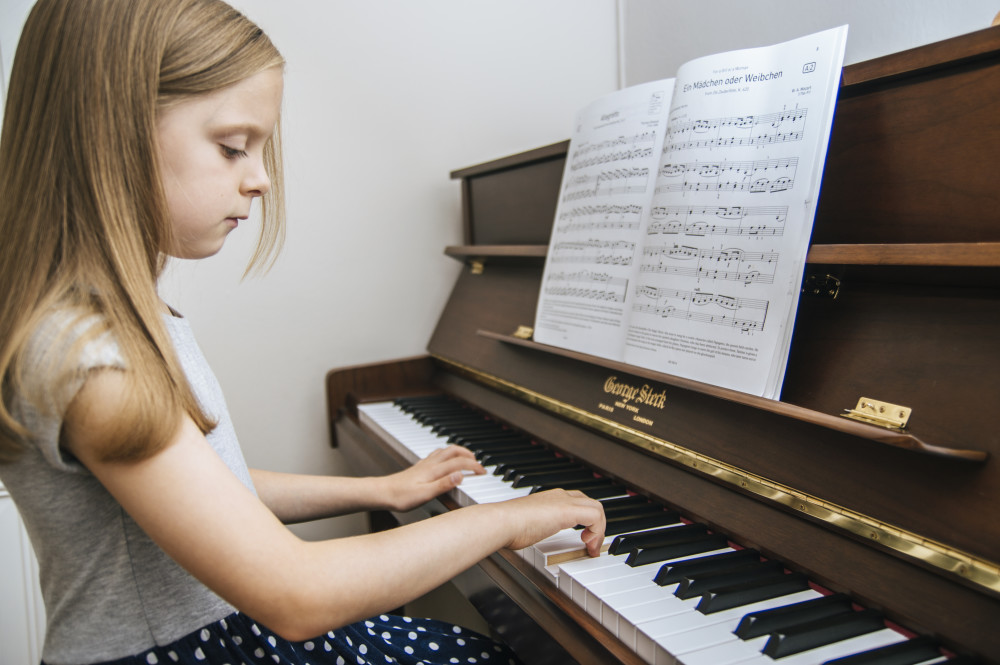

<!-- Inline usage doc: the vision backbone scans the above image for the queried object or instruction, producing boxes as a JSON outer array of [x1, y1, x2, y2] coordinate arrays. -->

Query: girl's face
[[156, 66, 283, 260]]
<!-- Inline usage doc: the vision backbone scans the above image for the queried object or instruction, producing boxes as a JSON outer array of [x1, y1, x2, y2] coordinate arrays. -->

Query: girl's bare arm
[[63, 369, 605, 641]]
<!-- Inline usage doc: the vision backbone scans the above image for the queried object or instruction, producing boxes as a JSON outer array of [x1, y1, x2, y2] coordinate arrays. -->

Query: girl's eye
[[220, 145, 249, 159]]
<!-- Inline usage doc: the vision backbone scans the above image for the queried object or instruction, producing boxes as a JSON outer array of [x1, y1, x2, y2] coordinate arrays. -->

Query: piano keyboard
[[357, 395, 976, 665]]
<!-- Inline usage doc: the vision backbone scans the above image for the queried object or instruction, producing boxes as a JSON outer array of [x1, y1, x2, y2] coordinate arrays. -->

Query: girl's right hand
[[498, 488, 606, 557]]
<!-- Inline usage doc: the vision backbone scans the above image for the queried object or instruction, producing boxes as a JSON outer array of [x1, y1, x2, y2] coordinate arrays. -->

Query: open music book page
[[533, 25, 848, 399]]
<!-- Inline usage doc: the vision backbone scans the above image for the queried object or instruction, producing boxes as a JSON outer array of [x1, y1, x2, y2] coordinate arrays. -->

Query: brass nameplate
[[842, 397, 911, 430]]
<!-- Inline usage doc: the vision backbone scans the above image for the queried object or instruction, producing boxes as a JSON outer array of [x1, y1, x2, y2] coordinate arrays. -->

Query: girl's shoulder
[[17, 306, 125, 418]]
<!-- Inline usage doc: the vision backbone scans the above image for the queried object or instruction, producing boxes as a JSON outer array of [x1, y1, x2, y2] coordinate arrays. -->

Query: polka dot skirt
[[79, 612, 521, 665]]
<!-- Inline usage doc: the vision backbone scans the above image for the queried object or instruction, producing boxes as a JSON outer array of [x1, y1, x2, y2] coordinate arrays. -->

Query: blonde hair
[[0, 0, 285, 462]]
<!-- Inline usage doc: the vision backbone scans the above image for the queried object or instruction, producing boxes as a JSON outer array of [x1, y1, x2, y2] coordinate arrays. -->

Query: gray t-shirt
[[0, 311, 255, 665]]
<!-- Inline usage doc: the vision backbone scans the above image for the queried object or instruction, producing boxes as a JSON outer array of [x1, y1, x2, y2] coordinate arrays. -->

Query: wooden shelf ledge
[[446, 242, 1000, 267], [477, 329, 988, 463]]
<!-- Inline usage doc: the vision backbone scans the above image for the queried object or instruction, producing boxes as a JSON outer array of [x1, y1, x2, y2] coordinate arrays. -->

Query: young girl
[[0, 1, 606, 664]]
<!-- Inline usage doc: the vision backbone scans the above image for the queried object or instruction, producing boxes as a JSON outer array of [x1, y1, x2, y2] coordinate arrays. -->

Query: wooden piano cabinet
[[327, 25, 1000, 664]]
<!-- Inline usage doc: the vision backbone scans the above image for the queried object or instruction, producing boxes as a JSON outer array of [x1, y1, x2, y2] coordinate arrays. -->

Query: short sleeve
[[12, 310, 126, 472]]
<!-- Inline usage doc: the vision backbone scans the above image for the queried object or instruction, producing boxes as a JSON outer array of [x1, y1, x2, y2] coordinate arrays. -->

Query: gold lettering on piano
[[603, 375, 667, 409]]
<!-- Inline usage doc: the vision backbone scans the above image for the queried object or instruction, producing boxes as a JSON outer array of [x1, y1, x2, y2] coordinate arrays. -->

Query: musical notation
[[568, 131, 658, 162], [647, 205, 787, 238], [562, 167, 651, 202], [549, 238, 637, 266], [665, 108, 807, 152], [555, 204, 643, 234], [543, 270, 629, 303], [640, 242, 778, 286], [569, 146, 655, 171], [632, 284, 769, 332], [655, 157, 798, 195]]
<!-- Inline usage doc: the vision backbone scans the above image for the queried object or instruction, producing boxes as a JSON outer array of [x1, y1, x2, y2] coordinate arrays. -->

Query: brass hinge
[[842, 397, 911, 430], [802, 273, 841, 299], [512, 325, 534, 340], [469, 259, 485, 275]]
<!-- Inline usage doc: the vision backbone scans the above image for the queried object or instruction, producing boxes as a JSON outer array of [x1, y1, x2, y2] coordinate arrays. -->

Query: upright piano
[[326, 26, 1000, 665]]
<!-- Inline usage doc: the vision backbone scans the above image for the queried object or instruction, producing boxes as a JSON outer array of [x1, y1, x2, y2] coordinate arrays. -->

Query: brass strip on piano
[[436, 355, 1000, 597]]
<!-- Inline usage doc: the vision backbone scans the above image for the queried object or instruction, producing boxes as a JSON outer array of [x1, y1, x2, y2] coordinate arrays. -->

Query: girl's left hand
[[382, 445, 485, 512]]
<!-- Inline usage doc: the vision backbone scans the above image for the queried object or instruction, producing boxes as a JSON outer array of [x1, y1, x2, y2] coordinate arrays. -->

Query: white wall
[[621, 0, 999, 86]]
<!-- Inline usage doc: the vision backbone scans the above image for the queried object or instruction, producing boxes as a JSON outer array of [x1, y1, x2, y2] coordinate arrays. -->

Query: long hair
[[0, 0, 285, 463]]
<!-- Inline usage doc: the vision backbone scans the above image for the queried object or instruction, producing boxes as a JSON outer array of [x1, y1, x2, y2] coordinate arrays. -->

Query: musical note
[[550, 238, 637, 266], [544, 270, 629, 303], [639, 241, 779, 286], [665, 107, 808, 152], [654, 157, 798, 195], [555, 204, 643, 233], [645, 205, 787, 239], [632, 284, 769, 333], [561, 167, 652, 202]]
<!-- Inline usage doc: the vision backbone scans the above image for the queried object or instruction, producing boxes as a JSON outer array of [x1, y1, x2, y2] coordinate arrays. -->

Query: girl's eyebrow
[[215, 123, 272, 139]]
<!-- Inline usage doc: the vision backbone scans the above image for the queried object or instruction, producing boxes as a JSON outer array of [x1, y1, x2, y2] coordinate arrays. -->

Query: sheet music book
[[533, 26, 848, 399]]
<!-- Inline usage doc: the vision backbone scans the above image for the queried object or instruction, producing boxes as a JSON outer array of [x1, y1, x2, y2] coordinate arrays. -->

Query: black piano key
[[432, 421, 501, 435], [626, 532, 730, 567], [573, 484, 630, 499], [605, 510, 689, 537], [448, 429, 523, 443], [602, 502, 669, 521], [609, 522, 704, 554], [696, 571, 809, 614], [413, 409, 479, 422], [494, 457, 566, 476], [532, 477, 625, 497], [763, 608, 886, 658], [735, 592, 854, 639], [481, 450, 556, 468], [654, 548, 762, 586], [599, 495, 652, 515], [820, 635, 944, 665], [673, 560, 784, 598], [465, 440, 536, 456], [501, 460, 578, 481], [510, 468, 595, 488]]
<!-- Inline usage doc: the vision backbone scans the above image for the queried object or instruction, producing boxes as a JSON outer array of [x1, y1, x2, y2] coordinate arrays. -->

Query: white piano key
[[359, 401, 929, 665], [640, 590, 821, 665], [715, 628, 907, 665]]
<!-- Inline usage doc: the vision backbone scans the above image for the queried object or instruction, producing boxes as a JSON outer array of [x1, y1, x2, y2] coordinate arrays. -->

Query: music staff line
[[656, 157, 798, 195], [562, 167, 651, 203], [665, 107, 808, 152], [568, 131, 659, 161], [543, 270, 629, 303], [633, 284, 769, 332], [648, 205, 787, 239]]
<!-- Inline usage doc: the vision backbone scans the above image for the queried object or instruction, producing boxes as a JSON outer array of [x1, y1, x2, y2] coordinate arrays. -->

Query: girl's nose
[[242, 157, 271, 197]]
